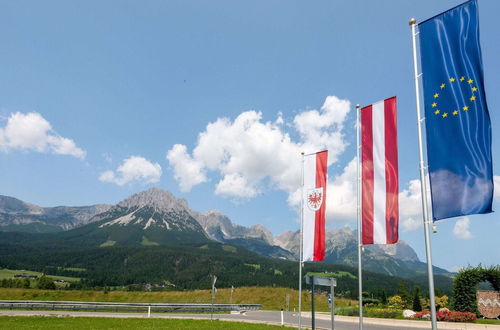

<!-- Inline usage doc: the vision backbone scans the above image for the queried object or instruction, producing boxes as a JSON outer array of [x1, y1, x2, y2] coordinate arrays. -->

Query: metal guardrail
[[0, 300, 261, 313]]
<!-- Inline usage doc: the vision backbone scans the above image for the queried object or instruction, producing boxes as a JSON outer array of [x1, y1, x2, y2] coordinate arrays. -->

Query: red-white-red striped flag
[[361, 97, 399, 245], [302, 150, 328, 261]]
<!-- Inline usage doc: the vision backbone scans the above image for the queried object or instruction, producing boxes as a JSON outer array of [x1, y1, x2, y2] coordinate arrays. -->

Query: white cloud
[[453, 217, 472, 239], [494, 175, 500, 201], [326, 158, 357, 222], [399, 179, 425, 231], [322, 161, 428, 230], [293, 95, 350, 164], [99, 156, 162, 186], [166, 95, 352, 200], [166, 144, 207, 191], [402, 217, 422, 232], [215, 173, 258, 198], [0, 112, 85, 159]]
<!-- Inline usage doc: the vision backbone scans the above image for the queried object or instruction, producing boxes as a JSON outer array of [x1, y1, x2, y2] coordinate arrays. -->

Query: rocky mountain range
[[0, 195, 111, 232], [0, 188, 451, 278]]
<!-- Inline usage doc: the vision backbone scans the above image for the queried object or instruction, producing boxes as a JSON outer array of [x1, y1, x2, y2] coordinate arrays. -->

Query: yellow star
[[449, 77, 455, 82], [460, 76, 465, 81], [470, 95, 476, 101], [453, 110, 459, 116], [463, 105, 469, 111], [440, 83, 445, 89], [468, 79, 474, 84], [434, 93, 439, 98], [432, 102, 437, 107], [472, 87, 478, 92], [442, 112, 448, 118], [434, 109, 440, 115]]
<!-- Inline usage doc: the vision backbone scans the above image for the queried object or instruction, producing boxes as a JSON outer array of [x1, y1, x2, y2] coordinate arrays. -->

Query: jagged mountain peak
[[117, 188, 189, 212]]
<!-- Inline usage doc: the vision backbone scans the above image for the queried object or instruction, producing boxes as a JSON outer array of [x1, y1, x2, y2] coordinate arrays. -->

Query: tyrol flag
[[419, 0, 493, 221], [302, 150, 328, 262], [361, 97, 399, 245]]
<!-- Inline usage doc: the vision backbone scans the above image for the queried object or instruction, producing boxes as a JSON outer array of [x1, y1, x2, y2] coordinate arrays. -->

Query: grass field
[[0, 287, 355, 312], [0, 268, 80, 282], [0, 316, 292, 329]]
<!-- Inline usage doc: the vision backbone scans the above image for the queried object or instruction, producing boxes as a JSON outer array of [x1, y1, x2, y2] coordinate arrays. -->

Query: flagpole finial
[[356, 104, 360, 109], [409, 18, 417, 26], [301, 151, 304, 155]]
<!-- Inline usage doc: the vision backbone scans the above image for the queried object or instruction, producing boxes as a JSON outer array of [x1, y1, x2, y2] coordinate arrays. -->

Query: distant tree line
[[0, 242, 452, 297]]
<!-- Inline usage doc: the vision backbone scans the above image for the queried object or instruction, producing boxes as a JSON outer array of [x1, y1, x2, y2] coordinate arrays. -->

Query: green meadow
[[0, 316, 292, 329], [0, 287, 355, 312]]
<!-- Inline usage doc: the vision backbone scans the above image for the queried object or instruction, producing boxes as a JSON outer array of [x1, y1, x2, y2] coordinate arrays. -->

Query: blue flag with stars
[[419, 0, 493, 221]]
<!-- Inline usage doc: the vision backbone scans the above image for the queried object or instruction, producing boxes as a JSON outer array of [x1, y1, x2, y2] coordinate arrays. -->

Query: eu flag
[[419, 0, 493, 221]]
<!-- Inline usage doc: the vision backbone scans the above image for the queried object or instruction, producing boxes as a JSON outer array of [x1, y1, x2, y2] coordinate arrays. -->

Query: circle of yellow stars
[[431, 75, 478, 119]]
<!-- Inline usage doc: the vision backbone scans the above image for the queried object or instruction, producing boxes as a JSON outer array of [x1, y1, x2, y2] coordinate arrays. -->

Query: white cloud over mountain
[[167, 95, 351, 199], [0, 112, 85, 159], [166, 94, 499, 230], [100, 156, 162, 186]]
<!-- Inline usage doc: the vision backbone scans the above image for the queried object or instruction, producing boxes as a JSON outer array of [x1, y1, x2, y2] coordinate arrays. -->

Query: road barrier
[[0, 300, 261, 313]]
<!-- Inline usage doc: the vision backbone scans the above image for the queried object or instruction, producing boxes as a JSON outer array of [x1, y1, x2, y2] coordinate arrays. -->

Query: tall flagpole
[[298, 151, 305, 330], [356, 104, 363, 330], [409, 18, 437, 330]]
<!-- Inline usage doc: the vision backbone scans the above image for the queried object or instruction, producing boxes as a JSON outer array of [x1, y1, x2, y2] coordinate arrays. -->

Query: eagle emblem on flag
[[306, 187, 323, 211]]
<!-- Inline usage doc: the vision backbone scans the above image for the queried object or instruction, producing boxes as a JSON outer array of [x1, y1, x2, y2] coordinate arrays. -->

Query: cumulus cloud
[[99, 156, 162, 186], [0, 112, 85, 159], [166, 95, 351, 200], [324, 161, 428, 230], [166, 144, 207, 191], [453, 217, 472, 239], [326, 158, 357, 222]]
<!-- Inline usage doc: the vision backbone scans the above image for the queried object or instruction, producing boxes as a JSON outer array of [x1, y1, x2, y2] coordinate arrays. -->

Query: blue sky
[[0, 0, 499, 271]]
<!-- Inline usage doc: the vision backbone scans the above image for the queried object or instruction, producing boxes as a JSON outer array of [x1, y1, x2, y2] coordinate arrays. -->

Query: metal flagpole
[[298, 151, 305, 330], [409, 18, 438, 330], [356, 104, 363, 330]]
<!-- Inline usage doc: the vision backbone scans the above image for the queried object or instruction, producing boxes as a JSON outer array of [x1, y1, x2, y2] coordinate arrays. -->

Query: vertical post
[[409, 18, 437, 330], [311, 276, 315, 330], [148, 305, 151, 318], [281, 308, 284, 326], [230, 285, 234, 305], [211, 275, 217, 321], [298, 151, 305, 330], [356, 103, 363, 330], [331, 282, 335, 330]]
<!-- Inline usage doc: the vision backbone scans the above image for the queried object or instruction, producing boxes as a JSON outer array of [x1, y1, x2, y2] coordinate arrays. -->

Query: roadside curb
[[303, 312, 500, 329]]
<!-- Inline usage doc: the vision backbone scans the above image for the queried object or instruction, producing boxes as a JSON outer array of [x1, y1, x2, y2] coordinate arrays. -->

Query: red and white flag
[[302, 150, 328, 261], [361, 97, 399, 245]]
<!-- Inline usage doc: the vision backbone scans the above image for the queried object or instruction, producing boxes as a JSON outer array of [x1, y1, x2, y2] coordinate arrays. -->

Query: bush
[[412, 287, 422, 312], [412, 309, 477, 323], [413, 310, 431, 319], [37, 275, 56, 290], [336, 307, 400, 319], [435, 295, 449, 309], [452, 266, 500, 313], [437, 309, 477, 322], [388, 295, 404, 310]]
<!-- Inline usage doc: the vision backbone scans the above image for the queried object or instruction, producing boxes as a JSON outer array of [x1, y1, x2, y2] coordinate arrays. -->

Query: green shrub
[[452, 266, 500, 313], [336, 307, 401, 319], [37, 275, 56, 290], [388, 295, 404, 310], [412, 287, 422, 312]]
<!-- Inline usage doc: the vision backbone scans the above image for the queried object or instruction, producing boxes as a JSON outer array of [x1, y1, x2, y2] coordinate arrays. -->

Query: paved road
[[0, 309, 440, 329], [1, 309, 494, 329]]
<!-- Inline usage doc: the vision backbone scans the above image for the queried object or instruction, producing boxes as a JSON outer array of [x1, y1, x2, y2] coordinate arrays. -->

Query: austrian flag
[[302, 150, 328, 262], [361, 97, 399, 245]]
